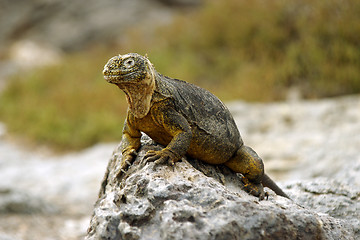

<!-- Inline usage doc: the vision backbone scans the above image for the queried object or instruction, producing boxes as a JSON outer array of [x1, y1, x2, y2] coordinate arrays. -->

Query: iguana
[[103, 53, 289, 200]]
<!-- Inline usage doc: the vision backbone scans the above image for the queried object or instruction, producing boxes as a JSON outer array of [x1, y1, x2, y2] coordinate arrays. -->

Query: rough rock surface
[[285, 179, 360, 236], [86, 135, 358, 240]]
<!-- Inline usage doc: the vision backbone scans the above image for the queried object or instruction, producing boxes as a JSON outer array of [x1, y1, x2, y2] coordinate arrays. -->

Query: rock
[[0, 233, 20, 240], [86, 135, 357, 240], [0, 188, 57, 214], [285, 179, 360, 236], [0, 141, 115, 215]]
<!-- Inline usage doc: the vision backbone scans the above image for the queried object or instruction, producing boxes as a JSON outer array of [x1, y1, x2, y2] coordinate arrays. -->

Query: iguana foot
[[115, 149, 137, 178], [241, 176, 266, 200], [144, 149, 180, 166]]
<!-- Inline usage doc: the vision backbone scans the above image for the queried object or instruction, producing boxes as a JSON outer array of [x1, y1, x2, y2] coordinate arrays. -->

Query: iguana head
[[103, 53, 156, 118], [103, 53, 154, 84]]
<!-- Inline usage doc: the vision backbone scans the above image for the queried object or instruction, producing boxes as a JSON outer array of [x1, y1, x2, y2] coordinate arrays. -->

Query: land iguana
[[103, 53, 289, 200]]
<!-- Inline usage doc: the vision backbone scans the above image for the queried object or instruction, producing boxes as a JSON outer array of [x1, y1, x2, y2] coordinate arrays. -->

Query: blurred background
[[1, 0, 359, 151], [0, 0, 359, 239]]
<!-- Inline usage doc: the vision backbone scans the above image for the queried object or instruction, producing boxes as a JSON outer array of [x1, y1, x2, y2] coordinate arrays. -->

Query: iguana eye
[[124, 58, 135, 68]]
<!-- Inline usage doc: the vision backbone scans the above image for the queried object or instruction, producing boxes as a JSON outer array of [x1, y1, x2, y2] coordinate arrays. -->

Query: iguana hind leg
[[225, 145, 266, 200]]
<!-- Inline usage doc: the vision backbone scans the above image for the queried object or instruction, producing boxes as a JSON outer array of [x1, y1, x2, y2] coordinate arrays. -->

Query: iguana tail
[[262, 174, 290, 199]]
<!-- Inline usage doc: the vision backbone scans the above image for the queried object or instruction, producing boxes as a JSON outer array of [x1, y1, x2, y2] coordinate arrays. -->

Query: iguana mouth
[[103, 71, 142, 84]]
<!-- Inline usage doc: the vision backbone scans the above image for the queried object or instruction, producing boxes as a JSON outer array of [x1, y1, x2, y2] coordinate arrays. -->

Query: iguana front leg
[[145, 107, 192, 166], [117, 119, 141, 176]]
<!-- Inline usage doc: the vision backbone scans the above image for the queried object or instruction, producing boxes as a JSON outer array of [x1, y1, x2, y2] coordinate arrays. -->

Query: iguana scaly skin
[[103, 53, 289, 200]]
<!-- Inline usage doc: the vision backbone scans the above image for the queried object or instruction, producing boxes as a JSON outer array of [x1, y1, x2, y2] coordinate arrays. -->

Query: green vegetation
[[145, 0, 360, 100], [1, 0, 360, 151], [0, 50, 128, 151]]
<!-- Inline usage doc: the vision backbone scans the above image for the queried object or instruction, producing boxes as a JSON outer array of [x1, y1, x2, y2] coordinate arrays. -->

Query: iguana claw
[[144, 149, 179, 168], [115, 150, 137, 179]]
